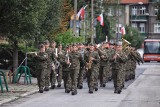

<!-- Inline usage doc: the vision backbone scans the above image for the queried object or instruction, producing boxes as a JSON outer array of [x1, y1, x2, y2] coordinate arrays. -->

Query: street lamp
[[91, 0, 94, 44]]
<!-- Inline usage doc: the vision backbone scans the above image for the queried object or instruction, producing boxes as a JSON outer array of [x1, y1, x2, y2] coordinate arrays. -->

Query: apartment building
[[120, 0, 160, 38]]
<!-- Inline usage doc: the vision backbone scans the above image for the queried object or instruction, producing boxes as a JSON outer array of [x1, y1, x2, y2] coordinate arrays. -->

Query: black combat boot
[[65, 89, 70, 93], [89, 90, 93, 94], [117, 90, 121, 94], [57, 84, 61, 87], [108, 77, 112, 81], [71, 90, 77, 95], [78, 85, 83, 89], [44, 87, 49, 91], [39, 89, 43, 93], [102, 84, 106, 87], [50, 85, 55, 89], [95, 87, 98, 91]]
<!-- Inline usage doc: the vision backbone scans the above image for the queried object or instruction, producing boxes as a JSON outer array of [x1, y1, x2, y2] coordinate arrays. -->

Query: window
[[132, 6, 137, 15], [108, 7, 114, 16], [139, 6, 146, 15], [131, 23, 137, 28], [155, 8, 158, 15], [140, 23, 145, 33], [116, 24, 122, 33], [154, 23, 160, 33]]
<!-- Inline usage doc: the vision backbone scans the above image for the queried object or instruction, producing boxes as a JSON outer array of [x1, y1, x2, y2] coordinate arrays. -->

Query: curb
[[0, 89, 38, 106]]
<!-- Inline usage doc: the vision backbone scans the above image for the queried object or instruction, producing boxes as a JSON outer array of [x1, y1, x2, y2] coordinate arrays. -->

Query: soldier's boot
[[102, 84, 106, 87], [89, 90, 93, 94], [114, 88, 122, 94], [44, 87, 49, 91], [78, 85, 83, 89], [100, 84, 103, 87], [117, 90, 121, 94], [57, 84, 61, 87], [95, 87, 98, 91], [71, 90, 77, 95], [108, 77, 112, 81], [65, 89, 70, 93], [39, 88, 43, 93], [50, 85, 55, 89]]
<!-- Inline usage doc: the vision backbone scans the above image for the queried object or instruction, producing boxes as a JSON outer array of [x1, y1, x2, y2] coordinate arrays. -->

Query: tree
[[124, 26, 144, 49], [96, 15, 110, 43], [0, 0, 62, 76]]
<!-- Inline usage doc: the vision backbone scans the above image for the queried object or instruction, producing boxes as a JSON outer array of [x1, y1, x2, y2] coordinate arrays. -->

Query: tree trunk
[[12, 40, 18, 83]]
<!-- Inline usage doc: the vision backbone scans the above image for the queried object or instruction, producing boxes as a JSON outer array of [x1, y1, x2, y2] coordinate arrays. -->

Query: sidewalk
[[118, 65, 160, 107], [0, 77, 38, 106]]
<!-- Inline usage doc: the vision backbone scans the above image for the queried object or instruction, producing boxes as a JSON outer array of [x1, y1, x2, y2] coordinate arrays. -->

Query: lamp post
[[73, 0, 77, 36], [91, 0, 94, 44]]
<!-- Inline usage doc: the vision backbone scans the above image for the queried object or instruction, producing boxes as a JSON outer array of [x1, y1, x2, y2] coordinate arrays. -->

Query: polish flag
[[120, 26, 126, 36], [97, 14, 104, 26], [77, 5, 87, 20]]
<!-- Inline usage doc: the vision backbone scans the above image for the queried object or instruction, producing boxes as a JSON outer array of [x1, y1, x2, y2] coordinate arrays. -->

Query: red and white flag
[[120, 26, 126, 36], [77, 5, 87, 20], [97, 14, 104, 26]]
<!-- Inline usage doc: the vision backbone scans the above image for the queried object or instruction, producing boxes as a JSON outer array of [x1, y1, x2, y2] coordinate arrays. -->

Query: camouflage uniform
[[130, 49, 143, 79], [46, 48, 56, 89], [77, 48, 85, 89], [36, 51, 48, 92], [85, 50, 100, 93], [57, 50, 65, 87], [112, 50, 127, 94], [58, 50, 71, 93], [98, 47, 112, 87], [68, 50, 81, 95]]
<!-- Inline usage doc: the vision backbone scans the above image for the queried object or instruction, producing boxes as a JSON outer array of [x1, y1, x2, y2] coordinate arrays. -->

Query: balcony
[[130, 15, 148, 22]]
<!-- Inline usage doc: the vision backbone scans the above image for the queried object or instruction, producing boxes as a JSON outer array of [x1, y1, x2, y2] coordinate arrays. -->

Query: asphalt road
[[2, 61, 154, 107]]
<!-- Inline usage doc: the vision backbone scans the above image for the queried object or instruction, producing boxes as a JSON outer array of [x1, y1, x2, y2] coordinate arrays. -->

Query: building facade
[[120, 0, 160, 38]]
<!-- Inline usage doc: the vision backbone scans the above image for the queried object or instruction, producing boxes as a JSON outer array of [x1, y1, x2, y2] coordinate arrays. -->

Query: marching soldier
[[68, 44, 81, 95], [77, 43, 85, 89], [98, 42, 112, 87], [35, 44, 48, 93], [44, 40, 56, 90], [111, 43, 127, 94], [85, 44, 100, 94], [58, 46, 71, 93], [57, 44, 64, 87]]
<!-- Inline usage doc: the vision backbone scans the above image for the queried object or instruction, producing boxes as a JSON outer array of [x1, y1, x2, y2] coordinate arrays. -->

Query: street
[[2, 61, 160, 107]]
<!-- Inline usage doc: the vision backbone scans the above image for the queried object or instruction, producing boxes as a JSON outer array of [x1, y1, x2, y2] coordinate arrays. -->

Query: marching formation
[[34, 40, 143, 95]]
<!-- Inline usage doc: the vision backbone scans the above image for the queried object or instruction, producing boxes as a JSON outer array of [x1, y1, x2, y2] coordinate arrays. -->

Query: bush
[[55, 29, 84, 46]]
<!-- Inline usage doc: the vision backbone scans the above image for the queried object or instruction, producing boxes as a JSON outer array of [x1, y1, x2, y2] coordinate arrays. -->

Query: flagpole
[[91, 0, 94, 44], [74, 0, 77, 36]]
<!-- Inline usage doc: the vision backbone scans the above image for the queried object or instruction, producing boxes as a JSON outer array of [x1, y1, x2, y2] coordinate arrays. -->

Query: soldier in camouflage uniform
[[129, 47, 143, 79], [44, 40, 56, 90], [98, 42, 112, 87], [35, 44, 48, 93], [112, 43, 127, 94], [58, 46, 71, 93], [68, 44, 81, 95], [57, 44, 64, 87], [77, 43, 85, 89], [85, 44, 100, 94]]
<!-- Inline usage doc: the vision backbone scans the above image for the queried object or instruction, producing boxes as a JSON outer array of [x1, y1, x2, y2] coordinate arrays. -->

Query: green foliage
[[124, 26, 144, 49], [96, 15, 110, 43], [55, 30, 84, 46]]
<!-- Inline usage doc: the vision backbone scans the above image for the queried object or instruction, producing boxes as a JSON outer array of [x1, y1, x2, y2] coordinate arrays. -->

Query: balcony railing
[[130, 15, 148, 21]]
